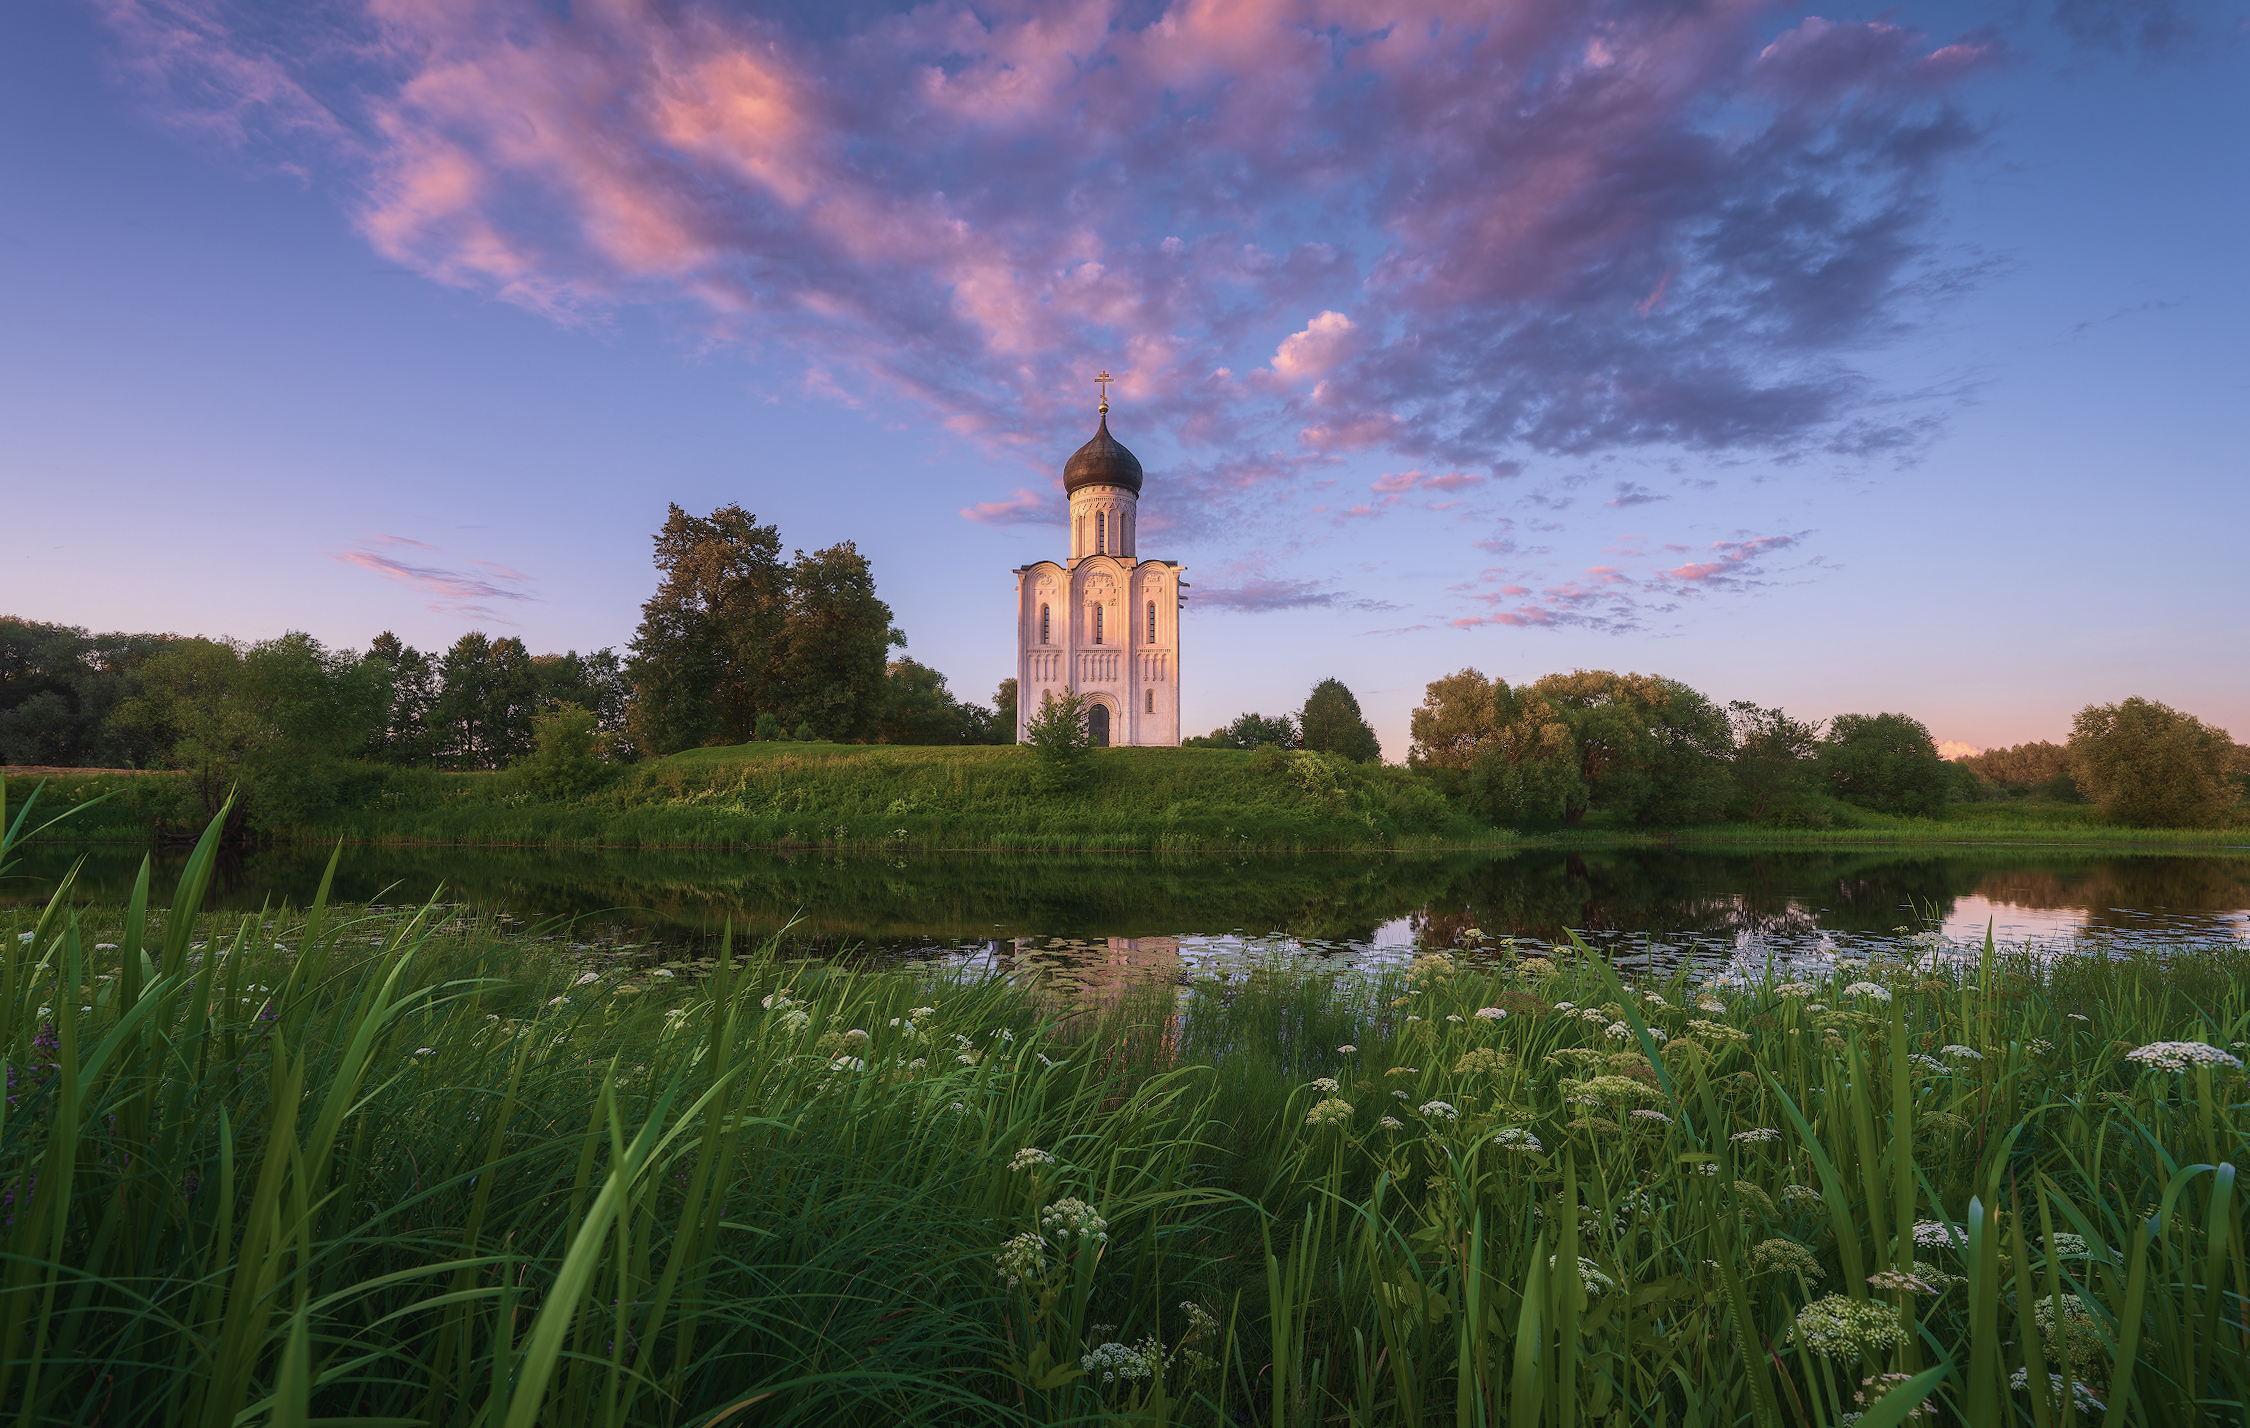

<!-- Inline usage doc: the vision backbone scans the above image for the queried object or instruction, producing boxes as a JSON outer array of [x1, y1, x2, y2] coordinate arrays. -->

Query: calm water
[[8, 841, 2248, 980]]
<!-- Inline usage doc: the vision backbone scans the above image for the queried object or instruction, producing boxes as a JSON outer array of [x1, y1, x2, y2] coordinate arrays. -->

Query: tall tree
[[2068, 697, 2239, 827], [1299, 678, 1382, 763], [365, 632, 440, 765], [775, 541, 902, 743], [1818, 712, 1949, 817], [1727, 701, 1824, 824], [1526, 670, 1733, 826], [1407, 669, 1503, 773], [626, 505, 791, 756], [1465, 690, 1581, 826], [0, 617, 172, 767], [877, 658, 964, 745]]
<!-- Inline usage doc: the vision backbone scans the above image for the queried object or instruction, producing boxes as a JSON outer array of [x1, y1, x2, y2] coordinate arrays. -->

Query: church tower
[[1013, 376, 1183, 746]]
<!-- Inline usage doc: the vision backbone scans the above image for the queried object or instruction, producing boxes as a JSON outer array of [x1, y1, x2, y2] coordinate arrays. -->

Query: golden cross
[[1095, 370, 1113, 412]]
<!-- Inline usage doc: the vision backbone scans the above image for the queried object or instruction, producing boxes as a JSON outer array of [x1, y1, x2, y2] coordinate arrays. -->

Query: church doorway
[[1088, 703, 1111, 747]]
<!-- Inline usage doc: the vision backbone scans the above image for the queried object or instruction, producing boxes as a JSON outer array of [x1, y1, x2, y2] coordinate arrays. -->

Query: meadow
[[3, 797, 2246, 1426]]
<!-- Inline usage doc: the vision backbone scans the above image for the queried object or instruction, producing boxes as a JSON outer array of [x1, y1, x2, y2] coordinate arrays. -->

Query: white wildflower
[[1309, 1077, 1341, 1094], [1419, 1100, 1459, 1120], [1939, 1045, 1982, 1061], [1843, 982, 1892, 1003], [573, 971, 600, 986], [1604, 1022, 1633, 1042], [1913, 1221, 1966, 1250], [1731, 1127, 1782, 1143], [2124, 1041, 2241, 1073], [1474, 1007, 1506, 1020], [1406, 1015, 1424, 1023], [1305, 1098, 1355, 1127], [1081, 1337, 1162, 1384], [1379, 1116, 1404, 1129], [1631, 1109, 1673, 1124], [1040, 1197, 1109, 1246], [1775, 983, 1815, 999], [1554, 1001, 1577, 1011], [1493, 1127, 1542, 1152], [1009, 1148, 1056, 1172], [994, 1231, 1046, 1289], [1550, 1255, 1615, 1296], [1336, 1043, 1358, 1053]]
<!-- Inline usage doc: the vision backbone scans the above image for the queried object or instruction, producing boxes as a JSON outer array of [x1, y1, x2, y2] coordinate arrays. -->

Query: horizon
[[3, 0, 2245, 762]]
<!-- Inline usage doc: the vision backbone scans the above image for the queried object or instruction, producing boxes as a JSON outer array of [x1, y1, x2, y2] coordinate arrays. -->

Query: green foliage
[[992, 676, 1019, 744], [1464, 694, 1581, 827], [754, 711, 784, 742], [875, 658, 1004, 746], [1959, 740, 2073, 792], [512, 704, 613, 801], [793, 720, 817, 743], [1407, 667, 1501, 775], [1023, 687, 1096, 789], [1820, 712, 1951, 817], [1727, 701, 1829, 826], [1186, 711, 1300, 749], [1299, 678, 1382, 763], [623, 506, 902, 756], [1529, 670, 1734, 826], [4, 808, 2244, 1425], [2069, 696, 2241, 827], [106, 631, 390, 828], [0, 617, 172, 767]]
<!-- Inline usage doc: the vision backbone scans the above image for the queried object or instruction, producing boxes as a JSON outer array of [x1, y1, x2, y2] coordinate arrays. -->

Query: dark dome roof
[[1063, 413, 1144, 495]]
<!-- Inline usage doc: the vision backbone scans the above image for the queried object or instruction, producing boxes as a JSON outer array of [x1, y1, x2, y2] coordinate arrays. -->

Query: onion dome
[[1063, 412, 1144, 495]]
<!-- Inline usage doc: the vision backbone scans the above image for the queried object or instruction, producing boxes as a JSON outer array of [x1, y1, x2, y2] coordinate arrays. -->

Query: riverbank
[[10, 750, 2247, 852], [6, 829, 2243, 1425]]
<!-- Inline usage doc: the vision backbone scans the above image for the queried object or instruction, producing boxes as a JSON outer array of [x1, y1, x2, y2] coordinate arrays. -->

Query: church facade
[[1012, 391, 1183, 746]]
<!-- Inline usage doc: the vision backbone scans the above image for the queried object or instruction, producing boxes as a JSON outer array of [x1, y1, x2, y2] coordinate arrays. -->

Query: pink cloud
[[96, 0, 2001, 517], [961, 488, 1064, 526], [333, 534, 537, 620]]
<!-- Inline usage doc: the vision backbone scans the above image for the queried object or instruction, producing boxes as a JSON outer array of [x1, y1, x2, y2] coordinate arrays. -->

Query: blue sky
[[1, 0, 2244, 760]]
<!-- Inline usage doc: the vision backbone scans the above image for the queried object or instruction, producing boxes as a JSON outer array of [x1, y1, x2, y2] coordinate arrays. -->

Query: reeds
[[2, 793, 2245, 1425]]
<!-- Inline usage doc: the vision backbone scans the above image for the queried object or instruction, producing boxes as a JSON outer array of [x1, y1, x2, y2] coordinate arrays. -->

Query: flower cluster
[[1938, 1044, 1982, 1061], [1473, 1006, 1506, 1020], [1751, 1238, 1823, 1278], [1418, 1100, 1458, 1121], [1791, 1294, 1910, 1358], [1730, 1127, 1781, 1144], [1551, 1255, 1615, 1297], [1309, 1076, 1341, 1094], [2124, 1041, 2242, 1073], [993, 1232, 1046, 1289], [1305, 1097, 1355, 1128], [1081, 1337, 1163, 1384], [1492, 1128, 1541, 1153], [1842, 982, 1893, 1003], [1856, 1372, 1935, 1421], [1868, 1269, 1940, 1295], [1009, 1148, 1055, 1172], [761, 989, 813, 1035], [1039, 1197, 1109, 1247], [1913, 1220, 1965, 1249]]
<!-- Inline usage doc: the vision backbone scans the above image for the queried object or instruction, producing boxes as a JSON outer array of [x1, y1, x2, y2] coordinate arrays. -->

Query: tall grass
[[2, 792, 2245, 1424]]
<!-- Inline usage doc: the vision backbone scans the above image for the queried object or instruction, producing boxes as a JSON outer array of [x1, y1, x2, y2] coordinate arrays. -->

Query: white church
[[1012, 381, 1183, 746]]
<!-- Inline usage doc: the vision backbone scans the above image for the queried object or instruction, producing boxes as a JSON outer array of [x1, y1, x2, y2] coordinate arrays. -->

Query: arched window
[[1096, 510, 1107, 554], [1147, 600, 1157, 644], [1039, 604, 1050, 643], [1145, 689, 1154, 714], [1094, 604, 1105, 645]]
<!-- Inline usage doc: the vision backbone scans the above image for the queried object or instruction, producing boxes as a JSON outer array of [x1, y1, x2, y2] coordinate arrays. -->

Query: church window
[[1147, 600, 1157, 643], [1096, 510, 1107, 554], [1039, 604, 1050, 643], [1146, 689, 1155, 714], [1094, 604, 1105, 644]]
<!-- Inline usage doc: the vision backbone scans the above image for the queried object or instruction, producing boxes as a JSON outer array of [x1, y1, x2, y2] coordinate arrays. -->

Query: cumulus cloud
[[99, 0, 2002, 512], [333, 534, 536, 620], [1935, 739, 1981, 759]]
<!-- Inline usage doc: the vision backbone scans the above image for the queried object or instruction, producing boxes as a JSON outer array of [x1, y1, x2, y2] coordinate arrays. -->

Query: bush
[[1022, 689, 1095, 791], [512, 704, 612, 801], [1818, 712, 1948, 817], [2068, 697, 2239, 827]]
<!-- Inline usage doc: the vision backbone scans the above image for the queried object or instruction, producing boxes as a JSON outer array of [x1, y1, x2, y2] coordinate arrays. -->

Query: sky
[[2, 0, 2245, 762]]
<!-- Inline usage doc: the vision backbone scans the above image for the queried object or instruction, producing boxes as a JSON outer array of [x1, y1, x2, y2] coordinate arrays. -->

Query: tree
[[877, 658, 964, 745], [1727, 701, 1825, 825], [775, 542, 902, 744], [1527, 670, 1733, 826], [2068, 697, 2239, 828], [1818, 712, 1949, 817], [1299, 678, 1382, 763], [1023, 687, 1095, 788], [108, 632, 389, 827], [0, 617, 172, 767], [755, 712, 785, 742], [625, 505, 791, 756], [431, 633, 541, 768], [1959, 740, 2072, 792], [992, 678, 1019, 744], [1407, 669, 1503, 773], [366, 632, 440, 765], [1465, 692, 1581, 826]]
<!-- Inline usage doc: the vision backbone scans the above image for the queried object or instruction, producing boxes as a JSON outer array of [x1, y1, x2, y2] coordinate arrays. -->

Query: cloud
[[1660, 534, 1801, 589], [1445, 528, 1806, 631], [333, 534, 536, 620], [1191, 573, 1397, 614], [1935, 739, 1981, 759], [2044, 0, 2231, 62], [98, 0, 2004, 535], [1604, 482, 1665, 508], [961, 488, 1064, 526]]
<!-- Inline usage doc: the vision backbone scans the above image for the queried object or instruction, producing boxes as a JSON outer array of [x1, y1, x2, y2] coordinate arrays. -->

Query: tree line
[[1405, 667, 2249, 830]]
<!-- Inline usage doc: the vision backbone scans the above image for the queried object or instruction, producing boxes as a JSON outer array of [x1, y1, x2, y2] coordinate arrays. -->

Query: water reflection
[[6, 841, 2247, 978]]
